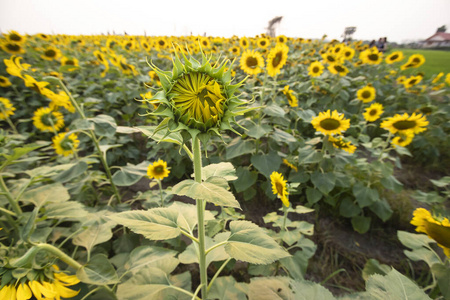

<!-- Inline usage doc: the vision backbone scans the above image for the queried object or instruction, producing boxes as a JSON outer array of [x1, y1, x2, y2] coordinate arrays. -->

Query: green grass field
[[388, 48, 450, 79]]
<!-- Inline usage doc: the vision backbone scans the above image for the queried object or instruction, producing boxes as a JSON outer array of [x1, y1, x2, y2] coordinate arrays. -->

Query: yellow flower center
[[320, 118, 341, 130]]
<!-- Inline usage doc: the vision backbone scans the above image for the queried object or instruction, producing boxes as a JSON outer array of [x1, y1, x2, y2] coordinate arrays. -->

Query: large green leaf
[[248, 277, 293, 300], [298, 146, 323, 164], [339, 197, 362, 218], [290, 279, 335, 300], [352, 182, 378, 208], [225, 221, 290, 264], [45, 201, 88, 220], [226, 138, 254, 160], [431, 264, 450, 300], [21, 183, 70, 207], [208, 276, 247, 300], [351, 216, 371, 234], [112, 161, 149, 186], [77, 254, 119, 285], [108, 208, 181, 240], [263, 104, 285, 118], [89, 114, 117, 137], [365, 268, 431, 300], [362, 259, 391, 281], [397, 231, 441, 268], [125, 246, 179, 275], [247, 124, 272, 139], [73, 221, 114, 253], [170, 202, 215, 233], [234, 167, 258, 193], [172, 179, 241, 209], [280, 237, 316, 280], [201, 162, 237, 181], [251, 151, 282, 178], [311, 172, 336, 195], [117, 267, 190, 300], [52, 161, 88, 183]]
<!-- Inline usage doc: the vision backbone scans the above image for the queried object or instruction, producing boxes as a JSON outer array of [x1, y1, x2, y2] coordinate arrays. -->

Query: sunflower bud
[[146, 46, 254, 144]]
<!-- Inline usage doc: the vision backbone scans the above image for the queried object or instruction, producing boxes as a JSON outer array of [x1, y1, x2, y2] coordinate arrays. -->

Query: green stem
[[58, 79, 121, 203], [37, 243, 82, 270], [378, 131, 392, 161], [2, 113, 19, 135], [206, 258, 232, 293], [157, 179, 164, 207], [180, 229, 199, 244], [0, 176, 22, 216], [193, 137, 208, 299], [205, 241, 227, 256], [182, 144, 194, 161]]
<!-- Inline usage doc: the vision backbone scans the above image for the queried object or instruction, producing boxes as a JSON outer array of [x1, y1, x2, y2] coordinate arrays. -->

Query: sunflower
[[403, 75, 423, 89], [270, 171, 289, 207], [321, 52, 340, 65], [327, 63, 349, 76], [431, 72, 444, 84], [363, 103, 384, 122], [199, 37, 211, 49], [37, 33, 51, 41], [32, 107, 65, 132], [43, 89, 75, 113], [61, 56, 79, 71], [5, 30, 26, 44], [380, 112, 428, 135], [0, 76, 12, 88], [41, 46, 62, 61], [23, 75, 49, 94], [328, 136, 356, 154], [266, 43, 289, 77], [391, 132, 414, 147], [342, 47, 355, 60], [356, 84, 376, 103], [4, 55, 31, 79], [1, 41, 26, 54], [311, 110, 350, 135], [0, 265, 80, 300], [359, 47, 383, 65], [155, 37, 169, 50], [283, 85, 298, 107], [385, 51, 404, 64], [308, 61, 324, 77], [239, 37, 250, 49], [400, 54, 425, 70], [52, 132, 80, 156], [446, 73, 450, 85], [93, 50, 109, 77], [229, 46, 240, 56], [147, 159, 170, 180], [0, 97, 16, 120], [240, 49, 265, 75], [170, 72, 225, 126], [276, 35, 287, 44], [256, 37, 270, 49], [410, 208, 450, 258], [282, 159, 298, 172]]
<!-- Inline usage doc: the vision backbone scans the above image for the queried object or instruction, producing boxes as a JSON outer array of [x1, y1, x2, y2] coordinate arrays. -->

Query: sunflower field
[[1, 30, 450, 300]]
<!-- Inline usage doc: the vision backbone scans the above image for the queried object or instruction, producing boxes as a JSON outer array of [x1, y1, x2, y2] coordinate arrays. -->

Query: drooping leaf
[[77, 254, 119, 285], [233, 167, 258, 193], [225, 221, 290, 264], [172, 179, 241, 209], [89, 114, 117, 137], [73, 221, 114, 253], [365, 268, 431, 300], [112, 161, 149, 186], [21, 183, 70, 207], [108, 208, 180, 240], [201, 162, 237, 181], [226, 138, 254, 160], [45, 201, 88, 220]]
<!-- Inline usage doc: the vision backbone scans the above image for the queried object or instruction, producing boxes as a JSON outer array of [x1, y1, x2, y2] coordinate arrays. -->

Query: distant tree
[[266, 16, 283, 37], [437, 25, 447, 33], [342, 26, 357, 42]]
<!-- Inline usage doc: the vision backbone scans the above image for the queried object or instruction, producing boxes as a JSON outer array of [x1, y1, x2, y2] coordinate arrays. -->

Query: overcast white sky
[[1, 0, 449, 43]]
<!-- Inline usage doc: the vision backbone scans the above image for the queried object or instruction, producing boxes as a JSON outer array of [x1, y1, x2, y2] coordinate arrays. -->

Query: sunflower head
[[283, 85, 298, 107], [391, 131, 414, 147], [357, 84, 376, 103], [308, 61, 324, 77], [380, 112, 428, 135], [363, 102, 384, 122], [52, 133, 80, 156], [0, 97, 16, 120], [147, 159, 170, 180], [270, 171, 289, 207], [146, 46, 253, 144], [328, 136, 356, 154], [311, 110, 350, 136]]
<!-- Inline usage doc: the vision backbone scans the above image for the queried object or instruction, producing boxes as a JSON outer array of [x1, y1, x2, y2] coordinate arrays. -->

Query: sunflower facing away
[[270, 171, 289, 207], [266, 43, 289, 77], [357, 84, 376, 103], [363, 102, 384, 122], [283, 85, 298, 107], [147, 159, 170, 180], [308, 61, 324, 77], [52, 132, 80, 156], [391, 131, 414, 147], [311, 110, 350, 135], [32, 107, 65, 132], [0, 97, 16, 120], [328, 136, 356, 154], [411, 208, 450, 258], [240, 49, 265, 75], [282, 159, 298, 172], [381, 112, 428, 135], [43, 89, 75, 113]]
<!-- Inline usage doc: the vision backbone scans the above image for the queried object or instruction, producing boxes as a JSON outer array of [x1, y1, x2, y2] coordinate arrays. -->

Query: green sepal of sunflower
[[146, 58, 174, 92]]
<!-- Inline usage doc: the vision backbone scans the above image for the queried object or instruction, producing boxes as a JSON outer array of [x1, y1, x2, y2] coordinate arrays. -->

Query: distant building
[[420, 32, 450, 48]]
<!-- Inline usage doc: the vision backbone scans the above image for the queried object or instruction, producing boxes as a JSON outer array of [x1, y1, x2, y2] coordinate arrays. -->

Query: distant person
[[369, 40, 376, 48], [377, 37, 387, 53]]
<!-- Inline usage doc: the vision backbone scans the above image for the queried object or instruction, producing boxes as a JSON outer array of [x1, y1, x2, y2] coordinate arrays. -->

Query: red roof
[[425, 32, 450, 42]]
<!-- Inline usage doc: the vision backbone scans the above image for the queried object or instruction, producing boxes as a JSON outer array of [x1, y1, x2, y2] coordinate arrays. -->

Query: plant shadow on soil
[[119, 156, 447, 297]]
